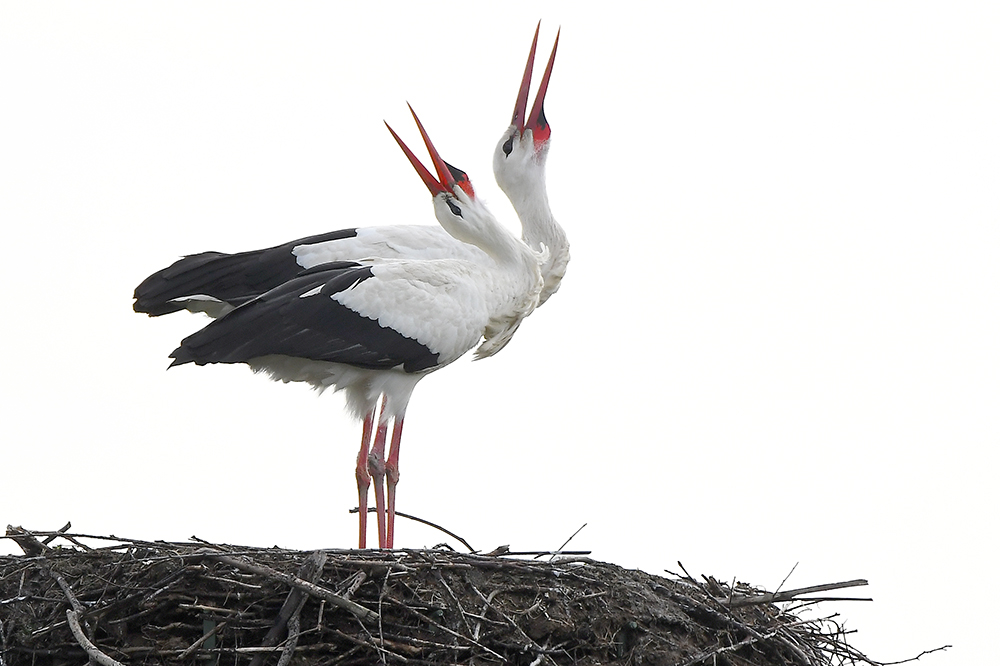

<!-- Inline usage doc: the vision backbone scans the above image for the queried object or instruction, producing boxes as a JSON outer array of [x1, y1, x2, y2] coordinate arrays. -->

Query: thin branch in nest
[[331, 628, 411, 663], [66, 609, 125, 666], [349, 508, 476, 553], [877, 645, 952, 665], [725, 579, 870, 608], [675, 628, 781, 666], [179, 620, 228, 659], [249, 551, 327, 666], [5, 526, 51, 557], [383, 593, 505, 662], [464, 581, 555, 664], [434, 569, 475, 638], [547, 523, 587, 561], [775, 561, 800, 596], [337, 570, 367, 600], [199, 551, 378, 623], [276, 613, 301, 666]]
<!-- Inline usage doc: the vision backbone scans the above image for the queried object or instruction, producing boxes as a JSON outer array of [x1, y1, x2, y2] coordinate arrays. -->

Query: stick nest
[[2, 527, 882, 666]]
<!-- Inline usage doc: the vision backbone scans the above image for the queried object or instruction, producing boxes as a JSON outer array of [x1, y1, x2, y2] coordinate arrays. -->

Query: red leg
[[367, 396, 390, 548], [355, 407, 376, 549], [385, 412, 406, 549]]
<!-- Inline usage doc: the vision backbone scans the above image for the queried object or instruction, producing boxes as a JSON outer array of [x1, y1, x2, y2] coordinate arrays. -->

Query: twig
[[276, 613, 301, 666], [249, 551, 327, 666], [385, 594, 505, 661], [775, 561, 799, 596], [471, 588, 500, 640], [878, 645, 952, 664], [725, 579, 870, 607], [40, 522, 72, 545], [464, 583, 555, 664], [547, 523, 587, 561], [349, 508, 476, 553], [375, 567, 391, 665], [331, 629, 409, 663], [66, 609, 126, 666], [179, 621, 228, 659], [677, 629, 781, 666], [434, 569, 474, 637], [503, 550, 591, 557], [5, 526, 50, 556], [200, 551, 378, 623], [339, 570, 367, 600]]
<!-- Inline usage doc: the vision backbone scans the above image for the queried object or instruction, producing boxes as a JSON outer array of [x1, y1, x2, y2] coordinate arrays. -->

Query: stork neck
[[433, 194, 535, 269], [508, 180, 569, 303]]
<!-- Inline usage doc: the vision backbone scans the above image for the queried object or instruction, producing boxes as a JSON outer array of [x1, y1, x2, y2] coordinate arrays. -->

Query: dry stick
[[178, 621, 228, 660], [48, 522, 94, 552], [331, 629, 410, 663], [275, 613, 301, 666], [340, 570, 367, 599], [725, 579, 870, 608], [5, 525, 50, 556], [503, 550, 591, 557], [375, 567, 391, 665], [40, 521, 72, 545], [676, 628, 783, 666], [465, 582, 556, 664], [472, 588, 501, 640], [547, 523, 587, 562], [385, 594, 505, 662], [660, 585, 787, 661], [65, 609, 127, 666], [879, 644, 952, 664], [350, 508, 476, 552], [775, 561, 800, 597], [674, 561, 733, 616], [20, 536, 100, 644], [248, 551, 328, 666], [199, 551, 378, 623], [775, 623, 823, 665], [315, 599, 326, 633], [434, 570, 475, 638]]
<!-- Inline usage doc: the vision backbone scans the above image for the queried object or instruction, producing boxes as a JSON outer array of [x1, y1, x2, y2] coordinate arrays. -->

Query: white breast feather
[[332, 260, 490, 365]]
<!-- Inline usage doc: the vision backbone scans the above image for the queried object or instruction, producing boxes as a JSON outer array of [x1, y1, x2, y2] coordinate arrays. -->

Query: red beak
[[511, 23, 540, 133], [511, 23, 560, 146], [386, 106, 476, 198]]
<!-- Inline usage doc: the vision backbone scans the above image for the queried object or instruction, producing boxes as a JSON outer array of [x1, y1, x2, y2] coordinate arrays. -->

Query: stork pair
[[134, 25, 567, 549]]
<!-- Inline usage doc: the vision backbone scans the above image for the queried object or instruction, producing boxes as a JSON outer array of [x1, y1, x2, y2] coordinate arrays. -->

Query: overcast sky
[[2, 2, 997, 662]]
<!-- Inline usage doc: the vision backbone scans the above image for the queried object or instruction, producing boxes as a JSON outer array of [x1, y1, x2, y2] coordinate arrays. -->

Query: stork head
[[494, 23, 559, 199], [386, 106, 506, 252]]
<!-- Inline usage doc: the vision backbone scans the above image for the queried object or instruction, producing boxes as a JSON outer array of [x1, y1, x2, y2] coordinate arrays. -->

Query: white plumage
[[133, 27, 565, 320], [135, 26, 567, 549]]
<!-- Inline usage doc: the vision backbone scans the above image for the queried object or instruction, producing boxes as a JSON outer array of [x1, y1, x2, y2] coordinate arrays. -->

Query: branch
[[199, 551, 378, 623], [350, 508, 476, 553], [249, 551, 327, 666], [66, 609, 126, 666], [725, 579, 870, 607]]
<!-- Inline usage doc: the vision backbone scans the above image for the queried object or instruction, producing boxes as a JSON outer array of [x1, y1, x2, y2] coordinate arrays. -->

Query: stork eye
[[446, 198, 463, 217], [502, 135, 514, 156]]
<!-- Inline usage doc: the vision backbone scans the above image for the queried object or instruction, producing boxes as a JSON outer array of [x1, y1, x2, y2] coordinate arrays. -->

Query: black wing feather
[[168, 262, 439, 373], [133, 228, 359, 316]]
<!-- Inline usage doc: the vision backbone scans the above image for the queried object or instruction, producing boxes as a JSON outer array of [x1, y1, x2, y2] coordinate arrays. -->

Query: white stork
[[167, 109, 545, 548], [134, 26, 567, 548], [132, 25, 565, 316]]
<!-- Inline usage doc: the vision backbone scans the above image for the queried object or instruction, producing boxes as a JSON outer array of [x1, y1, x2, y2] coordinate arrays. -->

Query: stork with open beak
[[133, 25, 566, 317], [134, 25, 568, 548], [495, 25, 569, 306], [168, 108, 544, 548]]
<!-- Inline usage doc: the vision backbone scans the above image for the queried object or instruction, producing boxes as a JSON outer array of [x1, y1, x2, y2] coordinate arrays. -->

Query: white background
[[2, 2, 997, 662]]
